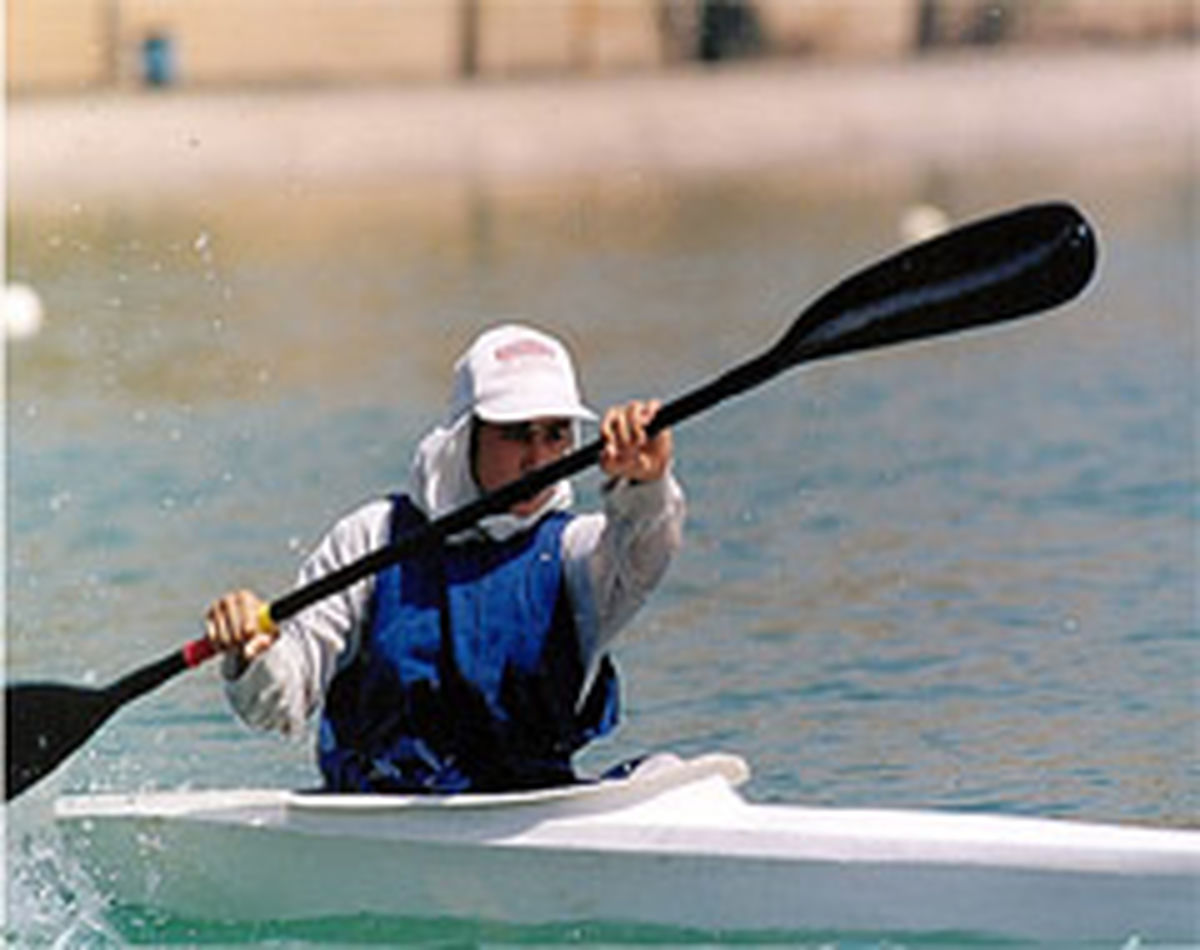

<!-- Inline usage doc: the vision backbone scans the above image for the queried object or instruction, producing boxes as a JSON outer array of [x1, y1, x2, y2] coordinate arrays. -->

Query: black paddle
[[5, 201, 1098, 802]]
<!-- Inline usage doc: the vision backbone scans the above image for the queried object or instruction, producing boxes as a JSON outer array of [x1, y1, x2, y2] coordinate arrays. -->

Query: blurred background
[[7, 0, 1198, 90], [5, 1, 1198, 945]]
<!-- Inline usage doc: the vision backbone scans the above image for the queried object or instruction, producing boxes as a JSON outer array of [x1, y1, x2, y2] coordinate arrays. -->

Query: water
[[5, 140, 1196, 945]]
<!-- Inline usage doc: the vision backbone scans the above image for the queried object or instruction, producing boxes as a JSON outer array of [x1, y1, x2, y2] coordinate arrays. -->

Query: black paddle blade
[[6, 683, 120, 801], [652, 202, 1096, 432], [6, 647, 192, 802], [779, 201, 1097, 366]]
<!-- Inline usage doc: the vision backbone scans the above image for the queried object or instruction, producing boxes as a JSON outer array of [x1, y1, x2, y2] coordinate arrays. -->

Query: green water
[[5, 141, 1196, 945]]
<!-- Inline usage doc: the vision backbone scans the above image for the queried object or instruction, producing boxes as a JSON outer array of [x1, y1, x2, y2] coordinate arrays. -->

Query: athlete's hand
[[600, 400, 672, 484], [205, 589, 276, 663]]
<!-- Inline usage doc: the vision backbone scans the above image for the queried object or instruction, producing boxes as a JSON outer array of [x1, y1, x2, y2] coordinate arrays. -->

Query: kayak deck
[[55, 753, 1200, 942]]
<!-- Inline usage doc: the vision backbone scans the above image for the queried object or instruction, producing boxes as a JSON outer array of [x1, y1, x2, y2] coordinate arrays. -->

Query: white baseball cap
[[450, 324, 597, 424]]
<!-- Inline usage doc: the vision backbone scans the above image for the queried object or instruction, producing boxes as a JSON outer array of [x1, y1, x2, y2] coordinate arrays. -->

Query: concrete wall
[[473, 0, 665, 76], [8, 0, 464, 90], [924, 0, 1196, 47], [8, 0, 1197, 94], [7, 0, 666, 91], [120, 0, 668, 85], [8, 0, 113, 91], [1019, 0, 1197, 43], [756, 0, 916, 58], [115, 0, 460, 85]]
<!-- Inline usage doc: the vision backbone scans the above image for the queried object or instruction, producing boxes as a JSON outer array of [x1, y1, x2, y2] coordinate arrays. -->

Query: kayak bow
[[56, 753, 1200, 942]]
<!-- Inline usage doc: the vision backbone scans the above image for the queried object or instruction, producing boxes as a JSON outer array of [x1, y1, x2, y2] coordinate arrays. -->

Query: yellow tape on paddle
[[257, 603, 278, 635]]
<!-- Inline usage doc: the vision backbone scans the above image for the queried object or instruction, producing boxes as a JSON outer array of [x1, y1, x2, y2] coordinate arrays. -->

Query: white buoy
[[5, 283, 45, 340], [900, 204, 951, 244]]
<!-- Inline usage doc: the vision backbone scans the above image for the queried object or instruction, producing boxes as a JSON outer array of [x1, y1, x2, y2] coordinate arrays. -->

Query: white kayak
[[56, 753, 1200, 942]]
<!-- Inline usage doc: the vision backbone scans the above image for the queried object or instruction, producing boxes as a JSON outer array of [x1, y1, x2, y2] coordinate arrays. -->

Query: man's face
[[473, 418, 574, 517]]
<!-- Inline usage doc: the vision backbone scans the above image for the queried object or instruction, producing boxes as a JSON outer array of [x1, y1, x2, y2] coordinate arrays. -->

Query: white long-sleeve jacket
[[223, 415, 684, 737]]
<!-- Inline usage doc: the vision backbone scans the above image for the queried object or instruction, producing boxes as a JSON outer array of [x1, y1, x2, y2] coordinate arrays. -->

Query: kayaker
[[205, 324, 684, 793]]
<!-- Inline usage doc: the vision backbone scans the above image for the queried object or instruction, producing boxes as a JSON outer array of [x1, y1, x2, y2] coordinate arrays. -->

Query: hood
[[407, 413, 575, 543]]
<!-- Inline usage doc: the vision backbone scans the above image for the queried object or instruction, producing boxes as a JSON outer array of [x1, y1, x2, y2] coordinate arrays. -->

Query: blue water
[[5, 150, 1196, 946]]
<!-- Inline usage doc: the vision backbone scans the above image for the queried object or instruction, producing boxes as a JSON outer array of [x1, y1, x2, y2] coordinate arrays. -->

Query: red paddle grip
[[182, 637, 218, 667]]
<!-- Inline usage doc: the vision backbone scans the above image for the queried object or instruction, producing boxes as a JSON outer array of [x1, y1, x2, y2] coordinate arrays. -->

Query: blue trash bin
[[142, 33, 175, 87]]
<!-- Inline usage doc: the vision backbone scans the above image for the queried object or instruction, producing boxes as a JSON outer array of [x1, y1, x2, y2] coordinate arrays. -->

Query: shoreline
[[8, 47, 1197, 207]]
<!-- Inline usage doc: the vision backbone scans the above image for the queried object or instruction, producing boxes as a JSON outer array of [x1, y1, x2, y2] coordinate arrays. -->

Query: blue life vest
[[317, 495, 619, 793]]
